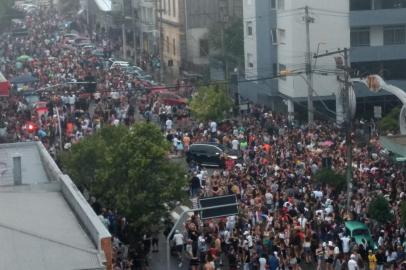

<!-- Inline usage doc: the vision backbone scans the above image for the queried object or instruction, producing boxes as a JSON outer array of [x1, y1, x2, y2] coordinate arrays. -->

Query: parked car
[[344, 221, 377, 250], [186, 143, 238, 166]]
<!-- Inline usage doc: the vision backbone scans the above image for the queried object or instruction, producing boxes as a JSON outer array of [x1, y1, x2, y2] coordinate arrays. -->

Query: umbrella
[[15, 62, 23, 69], [319, 140, 334, 147], [16, 55, 33, 62], [10, 74, 38, 84]]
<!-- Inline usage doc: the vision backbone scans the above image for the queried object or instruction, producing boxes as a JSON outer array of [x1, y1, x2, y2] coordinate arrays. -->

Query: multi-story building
[[138, 0, 157, 56], [159, 0, 242, 80], [350, 0, 406, 117], [242, 0, 350, 120]]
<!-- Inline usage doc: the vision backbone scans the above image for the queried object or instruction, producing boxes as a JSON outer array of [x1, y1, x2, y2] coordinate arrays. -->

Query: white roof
[[94, 0, 112, 12], [0, 142, 109, 270]]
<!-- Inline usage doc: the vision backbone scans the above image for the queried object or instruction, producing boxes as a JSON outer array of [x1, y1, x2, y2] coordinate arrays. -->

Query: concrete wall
[[34, 142, 112, 269]]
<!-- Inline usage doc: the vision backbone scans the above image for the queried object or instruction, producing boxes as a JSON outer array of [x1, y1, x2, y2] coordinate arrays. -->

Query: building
[[138, 0, 158, 56], [242, 0, 350, 121], [350, 0, 406, 117], [159, 0, 242, 80], [0, 142, 112, 270]]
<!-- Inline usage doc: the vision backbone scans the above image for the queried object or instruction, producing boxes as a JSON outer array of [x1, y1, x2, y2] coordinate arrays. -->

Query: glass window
[[173, 38, 176, 55], [199, 39, 209, 57], [168, 0, 171, 16], [279, 63, 286, 80], [350, 0, 371, 10], [173, 0, 176, 17], [247, 53, 254, 68], [350, 27, 370, 47], [246, 21, 253, 36], [163, 0, 166, 14], [166, 36, 170, 53], [271, 0, 276, 9], [384, 25, 406, 45]]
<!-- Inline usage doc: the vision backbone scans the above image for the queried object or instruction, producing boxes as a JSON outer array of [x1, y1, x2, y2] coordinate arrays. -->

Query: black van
[[186, 143, 237, 166]]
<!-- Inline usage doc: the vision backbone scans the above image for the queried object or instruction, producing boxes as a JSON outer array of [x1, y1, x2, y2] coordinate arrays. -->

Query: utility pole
[[314, 48, 352, 211], [132, 1, 137, 65], [122, 2, 127, 60], [304, 6, 315, 123], [158, 0, 164, 82]]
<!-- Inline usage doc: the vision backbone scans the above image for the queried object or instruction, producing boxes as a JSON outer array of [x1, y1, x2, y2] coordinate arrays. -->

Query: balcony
[[350, 8, 406, 27], [351, 44, 406, 62]]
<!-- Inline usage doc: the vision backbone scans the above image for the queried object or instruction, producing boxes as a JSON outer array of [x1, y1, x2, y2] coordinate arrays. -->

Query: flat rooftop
[[0, 142, 110, 270]]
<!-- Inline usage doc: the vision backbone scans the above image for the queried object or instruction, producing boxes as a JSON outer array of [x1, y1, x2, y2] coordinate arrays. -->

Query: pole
[[122, 3, 127, 60], [159, 0, 164, 82], [55, 106, 62, 152], [183, 0, 188, 70], [343, 48, 353, 211], [166, 203, 238, 270], [132, 2, 137, 65], [304, 6, 314, 123]]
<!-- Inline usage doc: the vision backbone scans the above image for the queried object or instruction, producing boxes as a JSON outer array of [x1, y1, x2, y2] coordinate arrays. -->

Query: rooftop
[[0, 142, 111, 270]]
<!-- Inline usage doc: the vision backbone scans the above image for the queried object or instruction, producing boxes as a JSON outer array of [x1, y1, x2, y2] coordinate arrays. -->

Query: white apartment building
[[242, 0, 350, 121]]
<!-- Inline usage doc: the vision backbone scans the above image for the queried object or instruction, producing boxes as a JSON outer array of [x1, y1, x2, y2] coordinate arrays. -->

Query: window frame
[[383, 25, 406, 45], [350, 27, 370, 47]]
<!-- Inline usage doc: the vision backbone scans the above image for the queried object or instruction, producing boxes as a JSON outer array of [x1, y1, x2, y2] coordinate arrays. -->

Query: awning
[[380, 135, 406, 157], [0, 72, 10, 97]]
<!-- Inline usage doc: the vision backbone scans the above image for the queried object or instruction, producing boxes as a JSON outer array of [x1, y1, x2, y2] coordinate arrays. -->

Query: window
[[271, 28, 285, 44], [247, 53, 254, 68], [246, 21, 253, 36], [271, 0, 276, 9], [278, 0, 284, 10], [350, 0, 371, 10], [173, 0, 176, 17], [173, 38, 176, 55], [168, 0, 171, 16], [350, 27, 370, 46], [279, 63, 286, 80], [166, 36, 170, 53], [384, 25, 405, 45], [199, 39, 209, 57]]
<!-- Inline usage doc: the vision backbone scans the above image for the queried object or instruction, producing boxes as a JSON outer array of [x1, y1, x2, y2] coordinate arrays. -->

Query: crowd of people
[[2, 4, 406, 270], [173, 111, 406, 270]]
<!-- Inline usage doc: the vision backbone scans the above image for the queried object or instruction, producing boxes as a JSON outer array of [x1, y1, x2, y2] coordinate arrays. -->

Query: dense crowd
[[2, 5, 406, 270]]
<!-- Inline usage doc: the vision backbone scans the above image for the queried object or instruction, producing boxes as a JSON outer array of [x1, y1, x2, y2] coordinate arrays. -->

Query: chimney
[[13, 155, 22, 185]]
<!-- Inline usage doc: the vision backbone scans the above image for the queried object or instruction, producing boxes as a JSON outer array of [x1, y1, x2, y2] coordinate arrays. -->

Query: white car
[[110, 61, 130, 70]]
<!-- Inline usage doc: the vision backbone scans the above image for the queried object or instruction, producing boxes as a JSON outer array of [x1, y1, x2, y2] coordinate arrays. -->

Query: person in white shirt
[[173, 230, 184, 267], [210, 121, 217, 138], [341, 235, 350, 254], [259, 254, 267, 270], [348, 254, 359, 270], [166, 118, 173, 131], [231, 137, 239, 150]]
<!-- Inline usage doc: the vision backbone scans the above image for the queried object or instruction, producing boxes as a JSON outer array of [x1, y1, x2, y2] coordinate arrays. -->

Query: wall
[[277, 0, 350, 98], [186, 28, 209, 65]]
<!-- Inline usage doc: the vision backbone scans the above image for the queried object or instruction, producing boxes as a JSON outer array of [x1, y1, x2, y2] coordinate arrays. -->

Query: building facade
[[242, 0, 350, 120], [350, 0, 406, 117]]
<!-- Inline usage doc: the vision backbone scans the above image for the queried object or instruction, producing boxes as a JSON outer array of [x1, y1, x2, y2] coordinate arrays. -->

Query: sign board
[[374, 106, 382, 119], [199, 194, 238, 220], [239, 104, 249, 111]]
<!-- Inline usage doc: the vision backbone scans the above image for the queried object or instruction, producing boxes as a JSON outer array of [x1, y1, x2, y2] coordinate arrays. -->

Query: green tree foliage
[[189, 84, 233, 122], [368, 196, 393, 224], [61, 123, 187, 236], [208, 19, 244, 69], [314, 168, 346, 191], [400, 201, 406, 226], [378, 106, 400, 133]]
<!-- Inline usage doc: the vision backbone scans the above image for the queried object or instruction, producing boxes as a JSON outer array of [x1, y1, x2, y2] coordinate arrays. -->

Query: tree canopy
[[367, 196, 393, 224], [378, 106, 400, 134], [61, 123, 187, 236], [208, 19, 244, 70], [313, 168, 346, 192], [189, 84, 233, 122]]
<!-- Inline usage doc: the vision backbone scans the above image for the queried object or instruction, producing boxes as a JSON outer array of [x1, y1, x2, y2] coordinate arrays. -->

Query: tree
[[378, 106, 400, 133], [61, 123, 187, 237], [368, 196, 393, 224], [314, 168, 346, 192], [208, 19, 244, 71], [189, 84, 233, 122], [400, 201, 406, 227]]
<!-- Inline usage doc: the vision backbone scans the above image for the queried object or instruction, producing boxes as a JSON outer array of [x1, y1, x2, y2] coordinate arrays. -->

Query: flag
[[0, 72, 10, 97]]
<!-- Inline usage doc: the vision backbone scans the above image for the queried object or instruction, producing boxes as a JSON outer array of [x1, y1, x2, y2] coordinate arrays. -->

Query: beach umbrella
[[16, 55, 33, 62]]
